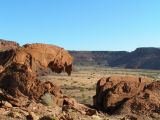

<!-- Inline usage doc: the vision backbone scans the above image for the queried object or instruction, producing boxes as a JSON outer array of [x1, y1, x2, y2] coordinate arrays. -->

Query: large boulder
[[93, 76, 160, 119], [0, 63, 64, 106], [0, 43, 73, 75], [0, 39, 19, 51]]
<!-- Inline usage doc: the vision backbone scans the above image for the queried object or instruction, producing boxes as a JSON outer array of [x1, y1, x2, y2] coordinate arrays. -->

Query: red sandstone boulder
[[93, 76, 160, 119], [0, 63, 64, 106], [0, 43, 73, 75]]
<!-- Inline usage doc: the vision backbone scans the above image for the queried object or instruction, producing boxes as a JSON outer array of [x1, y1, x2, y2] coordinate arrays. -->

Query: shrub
[[41, 93, 53, 106]]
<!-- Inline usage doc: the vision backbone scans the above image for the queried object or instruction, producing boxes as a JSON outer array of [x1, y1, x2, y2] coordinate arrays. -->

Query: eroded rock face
[[93, 76, 160, 118], [0, 63, 96, 117], [0, 43, 73, 75], [0, 39, 19, 51], [0, 63, 64, 106], [121, 81, 160, 117]]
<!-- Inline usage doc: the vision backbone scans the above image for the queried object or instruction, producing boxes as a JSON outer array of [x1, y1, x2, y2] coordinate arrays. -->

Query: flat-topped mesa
[[0, 39, 19, 51], [0, 43, 73, 75]]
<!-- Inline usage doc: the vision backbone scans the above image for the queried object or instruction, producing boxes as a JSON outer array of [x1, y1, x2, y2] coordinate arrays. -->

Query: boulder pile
[[0, 42, 96, 119], [93, 76, 160, 119], [0, 42, 73, 106]]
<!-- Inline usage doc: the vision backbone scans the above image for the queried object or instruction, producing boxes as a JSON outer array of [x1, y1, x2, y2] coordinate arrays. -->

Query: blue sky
[[0, 0, 160, 51]]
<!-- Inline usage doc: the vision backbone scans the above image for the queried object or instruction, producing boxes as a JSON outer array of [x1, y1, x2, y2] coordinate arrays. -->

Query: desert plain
[[44, 66, 160, 105]]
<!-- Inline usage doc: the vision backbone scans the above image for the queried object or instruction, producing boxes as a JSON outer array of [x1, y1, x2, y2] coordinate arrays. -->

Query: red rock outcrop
[[93, 76, 160, 119], [0, 63, 64, 106], [0, 63, 96, 117], [120, 81, 160, 117], [0, 43, 73, 75], [0, 39, 19, 51]]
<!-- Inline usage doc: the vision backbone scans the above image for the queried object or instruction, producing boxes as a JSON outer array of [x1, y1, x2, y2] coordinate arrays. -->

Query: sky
[[0, 0, 160, 51]]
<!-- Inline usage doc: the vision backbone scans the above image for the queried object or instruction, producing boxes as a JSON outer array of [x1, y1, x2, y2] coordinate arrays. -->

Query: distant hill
[[110, 47, 160, 69], [69, 51, 128, 66], [69, 47, 160, 70]]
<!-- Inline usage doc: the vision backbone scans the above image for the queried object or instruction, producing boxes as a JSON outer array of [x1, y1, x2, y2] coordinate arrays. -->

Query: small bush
[[41, 93, 53, 106]]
